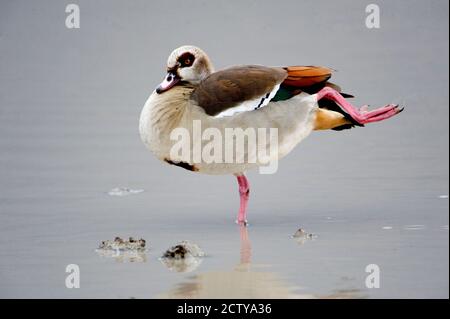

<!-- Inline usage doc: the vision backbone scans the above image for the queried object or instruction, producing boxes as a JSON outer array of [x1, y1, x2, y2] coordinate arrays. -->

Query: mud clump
[[162, 240, 205, 259], [292, 228, 317, 240], [98, 237, 147, 251], [163, 244, 189, 259], [160, 241, 205, 272]]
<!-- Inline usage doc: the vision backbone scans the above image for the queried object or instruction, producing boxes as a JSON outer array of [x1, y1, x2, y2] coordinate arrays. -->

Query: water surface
[[0, 0, 448, 298]]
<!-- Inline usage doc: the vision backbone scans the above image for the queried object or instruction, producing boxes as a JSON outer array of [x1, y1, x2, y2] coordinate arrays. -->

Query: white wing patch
[[215, 84, 280, 118]]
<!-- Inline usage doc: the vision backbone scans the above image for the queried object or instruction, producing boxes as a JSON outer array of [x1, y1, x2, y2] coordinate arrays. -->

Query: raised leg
[[316, 87, 403, 125], [235, 174, 250, 225]]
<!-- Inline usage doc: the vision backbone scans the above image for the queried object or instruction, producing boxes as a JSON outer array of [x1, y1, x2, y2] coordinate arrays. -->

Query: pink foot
[[235, 174, 250, 225], [317, 87, 404, 125]]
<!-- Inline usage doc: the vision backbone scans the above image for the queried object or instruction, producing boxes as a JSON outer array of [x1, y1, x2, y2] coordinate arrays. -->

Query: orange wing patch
[[283, 66, 333, 87]]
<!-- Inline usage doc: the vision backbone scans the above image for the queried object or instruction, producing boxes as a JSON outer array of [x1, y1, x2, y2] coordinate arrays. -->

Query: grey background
[[0, 0, 448, 298]]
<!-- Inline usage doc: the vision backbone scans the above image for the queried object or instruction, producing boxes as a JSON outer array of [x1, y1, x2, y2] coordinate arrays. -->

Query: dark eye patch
[[178, 52, 195, 67]]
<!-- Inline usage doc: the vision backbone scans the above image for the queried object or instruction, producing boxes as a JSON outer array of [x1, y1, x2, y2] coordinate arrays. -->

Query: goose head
[[156, 45, 214, 94]]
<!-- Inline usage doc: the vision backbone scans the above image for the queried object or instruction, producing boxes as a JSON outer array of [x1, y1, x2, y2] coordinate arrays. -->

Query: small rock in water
[[108, 187, 144, 196], [292, 228, 317, 239], [96, 249, 147, 263], [160, 241, 205, 272], [98, 237, 147, 251], [96, 237, 147, 263], [162, 240, 205, 259]]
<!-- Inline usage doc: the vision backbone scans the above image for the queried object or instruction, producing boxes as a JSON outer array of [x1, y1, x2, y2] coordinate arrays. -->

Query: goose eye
[[178, 53, 195, 67]]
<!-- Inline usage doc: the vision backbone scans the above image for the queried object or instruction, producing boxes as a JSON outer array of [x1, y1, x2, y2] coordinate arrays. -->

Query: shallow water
[[0, 0, 448, 298]]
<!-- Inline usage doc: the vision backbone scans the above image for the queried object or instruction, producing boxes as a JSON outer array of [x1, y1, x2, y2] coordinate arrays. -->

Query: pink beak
[[156, 72, 180, 94]]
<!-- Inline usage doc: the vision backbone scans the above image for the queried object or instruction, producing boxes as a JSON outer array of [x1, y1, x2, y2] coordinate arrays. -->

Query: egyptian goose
[[139, 45, 403, 225]]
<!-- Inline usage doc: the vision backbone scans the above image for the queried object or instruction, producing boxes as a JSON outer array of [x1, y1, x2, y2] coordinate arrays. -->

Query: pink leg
[[316, 87, 403, 125], [235, 174, 250, 225]]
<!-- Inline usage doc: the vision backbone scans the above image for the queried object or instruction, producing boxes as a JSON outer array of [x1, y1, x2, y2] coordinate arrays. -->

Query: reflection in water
[[323, 289, 366, 299], [160, 226, 338, 298], [160, 255, 203, 273], [159, 226, 364, 298], [95, 249, 147, 263]]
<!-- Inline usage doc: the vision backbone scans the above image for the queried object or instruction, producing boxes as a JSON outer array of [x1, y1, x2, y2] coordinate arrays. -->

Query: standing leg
[[316, 87, 403, 124], [235, 174, 250, 225]]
